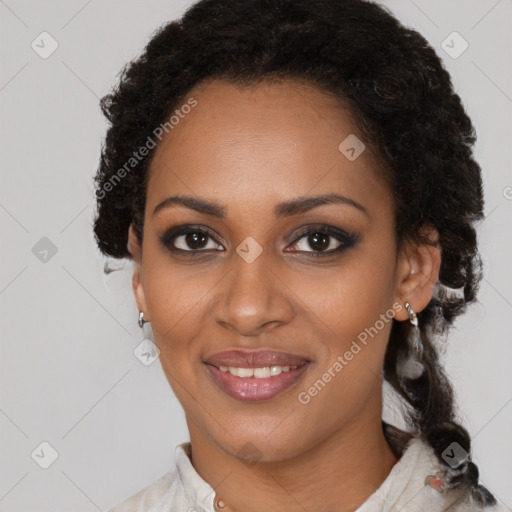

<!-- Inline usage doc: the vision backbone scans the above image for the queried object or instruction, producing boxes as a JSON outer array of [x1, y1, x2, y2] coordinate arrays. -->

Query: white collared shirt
[[106, 436, 506, 512]]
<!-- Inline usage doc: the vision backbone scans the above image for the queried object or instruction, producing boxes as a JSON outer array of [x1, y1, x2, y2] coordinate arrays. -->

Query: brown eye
[[304, 232, 334, 252], [286, 225, 358, 256], [161, 226, 224, 252], [179, 232, 209, 250]]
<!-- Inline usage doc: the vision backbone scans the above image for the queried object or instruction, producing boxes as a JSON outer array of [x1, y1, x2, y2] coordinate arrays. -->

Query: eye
[[160, 224, 358, 257], [286, 225, 358, 256], [160, 226, 224, 252]]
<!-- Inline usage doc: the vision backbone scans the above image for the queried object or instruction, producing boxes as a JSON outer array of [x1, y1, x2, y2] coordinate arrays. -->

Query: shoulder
[[408, 438, 507, 512], [106, 470, 178, 512], [361, 431, 507, 512], [399, 438, 507, 511], [106, 442, 215, 512]]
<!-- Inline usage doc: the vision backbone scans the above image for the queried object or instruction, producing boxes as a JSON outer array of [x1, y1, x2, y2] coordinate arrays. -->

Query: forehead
[[146, 79, 391, 220]]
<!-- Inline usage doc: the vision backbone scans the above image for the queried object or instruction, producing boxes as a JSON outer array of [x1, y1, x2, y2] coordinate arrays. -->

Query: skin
[[128, 79, 441, 512]]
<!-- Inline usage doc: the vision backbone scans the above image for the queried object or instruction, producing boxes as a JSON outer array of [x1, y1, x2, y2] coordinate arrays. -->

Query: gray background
[[1, 1, 511, 510]]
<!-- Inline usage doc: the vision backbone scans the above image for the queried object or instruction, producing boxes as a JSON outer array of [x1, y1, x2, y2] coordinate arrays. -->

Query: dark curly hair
[[93, 0, 495, 506]]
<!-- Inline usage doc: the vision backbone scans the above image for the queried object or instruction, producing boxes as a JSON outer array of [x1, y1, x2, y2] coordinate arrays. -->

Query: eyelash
[[160, 224, 358, 258]]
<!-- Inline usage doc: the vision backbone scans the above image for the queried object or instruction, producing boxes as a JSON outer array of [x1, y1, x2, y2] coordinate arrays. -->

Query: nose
[[210, 254, 295, 337]]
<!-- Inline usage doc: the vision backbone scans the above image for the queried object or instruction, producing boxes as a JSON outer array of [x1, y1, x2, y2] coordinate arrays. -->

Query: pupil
[[186, 232, 207, 249], [308, 232, 329, 251]]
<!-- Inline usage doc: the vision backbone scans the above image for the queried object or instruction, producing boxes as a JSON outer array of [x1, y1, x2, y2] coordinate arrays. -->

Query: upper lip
[[204, 349, 311, 368]]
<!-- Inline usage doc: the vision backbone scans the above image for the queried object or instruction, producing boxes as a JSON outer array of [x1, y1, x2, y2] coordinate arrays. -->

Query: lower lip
[[205, 363, 311, 402]]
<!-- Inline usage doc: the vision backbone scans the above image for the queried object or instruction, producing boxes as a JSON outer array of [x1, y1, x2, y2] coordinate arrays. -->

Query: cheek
[[142, 262, 212, 410], [285, 244, 397, 395], [141, 247, 233, 381], [144, 270, 208, 350], [142, 256, 197, 344], [286, 248, 397, 345]]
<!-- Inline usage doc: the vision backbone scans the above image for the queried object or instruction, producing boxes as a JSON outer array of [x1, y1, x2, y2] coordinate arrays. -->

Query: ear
[[393, 225, 441, 321], [127, 223, 148, 316]]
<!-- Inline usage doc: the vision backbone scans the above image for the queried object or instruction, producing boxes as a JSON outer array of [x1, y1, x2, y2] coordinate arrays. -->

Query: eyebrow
[[152, 193, 369, 218]]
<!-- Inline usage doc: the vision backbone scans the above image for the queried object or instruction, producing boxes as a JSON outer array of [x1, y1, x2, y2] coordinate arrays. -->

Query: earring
[[397, 302, 425, 381], [136, 311, 160, 366], [103, 259, 125, 275], [404, 302, 418, 327], [138, 311, 152, 340]]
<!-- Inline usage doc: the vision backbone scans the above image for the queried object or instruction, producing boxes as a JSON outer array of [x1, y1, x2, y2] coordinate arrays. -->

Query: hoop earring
[[138, 311, 152, 341], [397, 302, 425, 381]]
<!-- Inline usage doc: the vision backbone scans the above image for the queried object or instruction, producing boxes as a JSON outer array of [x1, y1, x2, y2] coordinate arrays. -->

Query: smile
[[218, 364, 301, 378], [205, 361, 311, 402]]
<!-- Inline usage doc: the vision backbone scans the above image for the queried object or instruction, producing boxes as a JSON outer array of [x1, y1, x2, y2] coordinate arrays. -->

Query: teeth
[[270, 365, 283, 376], [218, 364, 302, 378], [238, 367, 254, 378]]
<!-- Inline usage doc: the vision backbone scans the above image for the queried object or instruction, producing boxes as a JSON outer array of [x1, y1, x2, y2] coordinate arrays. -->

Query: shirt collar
[[175, 441, 217, 511]]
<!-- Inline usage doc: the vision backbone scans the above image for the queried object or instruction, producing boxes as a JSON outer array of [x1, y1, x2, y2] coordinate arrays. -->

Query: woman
[[93, 0, 506, 510]]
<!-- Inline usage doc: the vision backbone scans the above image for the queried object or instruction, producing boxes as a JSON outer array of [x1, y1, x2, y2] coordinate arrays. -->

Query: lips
[[203, 348, 312, 402], [204, 349, 311, 368]]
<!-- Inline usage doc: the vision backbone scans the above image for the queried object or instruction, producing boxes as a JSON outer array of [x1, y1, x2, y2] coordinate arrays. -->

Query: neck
[[187, 407, 399, 511]]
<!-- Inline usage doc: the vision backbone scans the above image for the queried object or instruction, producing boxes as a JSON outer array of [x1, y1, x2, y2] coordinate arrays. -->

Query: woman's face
[[132, 79, 414, 462]]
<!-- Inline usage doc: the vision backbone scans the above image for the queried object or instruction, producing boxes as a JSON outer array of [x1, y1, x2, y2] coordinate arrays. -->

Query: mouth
[[203, 349, 312, 402]]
